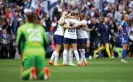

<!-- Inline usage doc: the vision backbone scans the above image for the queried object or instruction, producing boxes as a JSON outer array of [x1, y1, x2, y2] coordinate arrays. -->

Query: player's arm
[[86, 24, 95, 32], [67, 13, 75, 19], [42, 27, 49, 51], [58, 17, 65, 25], [119, 22, 126, 35], [16, 27, 24, 59], [64, 24, 72, 29], [58, 12, 68, 25], [64, 20, 72, 29]]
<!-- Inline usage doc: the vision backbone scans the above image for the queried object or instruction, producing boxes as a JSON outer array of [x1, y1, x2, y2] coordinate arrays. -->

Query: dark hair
[[26, 11, 40, 24], [130, 31, 133, 34]]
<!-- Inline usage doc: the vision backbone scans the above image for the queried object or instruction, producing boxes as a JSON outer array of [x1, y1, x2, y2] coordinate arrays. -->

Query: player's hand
[[72, 26, 77, 29]]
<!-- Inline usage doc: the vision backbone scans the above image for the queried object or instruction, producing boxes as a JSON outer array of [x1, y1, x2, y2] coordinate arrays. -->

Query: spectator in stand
[[0, 29, 11, 59]]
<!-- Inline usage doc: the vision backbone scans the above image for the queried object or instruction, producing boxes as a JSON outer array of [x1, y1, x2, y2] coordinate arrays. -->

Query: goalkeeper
[[16, 9, 50, 80]]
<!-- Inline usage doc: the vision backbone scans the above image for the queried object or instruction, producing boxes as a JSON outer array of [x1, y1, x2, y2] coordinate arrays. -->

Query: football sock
[[68, 48, 73, 64], [54, 51, 59, 65], [73, 50, 80, 64], [50, 51, 55, 62], [81, 49, 87, 62], [63, 49, 68, 64], [79, 49, 87, 63], [105, 43, 111, 58]]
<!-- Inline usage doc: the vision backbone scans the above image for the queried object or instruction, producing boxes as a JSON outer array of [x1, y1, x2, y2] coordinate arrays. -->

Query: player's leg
[[53, 44, 62, 65], [113, 47, 122, 58], [105, 43, 111, 58], [68, 45, 76, 66], [71, 39, 80, 65], [63, 38, 69, 65], [94, 44, 105, 58], [49, 45, 62, 65], [54, 35, 63, 65], [121, 44, 128, 63], [77, 39, 82, 64], [21, 55, 34, 80], [89, 38, 94, 59], [79, 39, 88, 65], [49, 35, 62, 65], [121, 36, 128, 63], [36, 53, 50, 80]]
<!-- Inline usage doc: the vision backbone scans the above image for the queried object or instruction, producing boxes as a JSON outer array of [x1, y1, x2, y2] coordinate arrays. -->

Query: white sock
[[81, 49, 87, 62], [68, 48, 73, 64], [79, 49, 83, 63], [54, 51, 59, 65], [73, 50, 80, 64], [50, 51, 55, 61], [63, 49, 68, 64]]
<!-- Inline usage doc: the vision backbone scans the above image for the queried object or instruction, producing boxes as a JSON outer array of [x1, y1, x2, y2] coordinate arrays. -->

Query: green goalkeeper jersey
[[16, 22, 48, 55]]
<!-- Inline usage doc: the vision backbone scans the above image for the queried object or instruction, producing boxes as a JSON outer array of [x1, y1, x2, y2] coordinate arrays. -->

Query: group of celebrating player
[[48, 11, 129, 66], [48, 11, 88, 66]]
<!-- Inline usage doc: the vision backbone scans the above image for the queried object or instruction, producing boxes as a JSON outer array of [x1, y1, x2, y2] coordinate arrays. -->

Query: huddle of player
[[48, 11, 129, 65], [48, 11, 89, 66]]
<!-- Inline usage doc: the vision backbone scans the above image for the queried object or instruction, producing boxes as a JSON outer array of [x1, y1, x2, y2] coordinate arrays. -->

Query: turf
[[0, 58, 133, 82]]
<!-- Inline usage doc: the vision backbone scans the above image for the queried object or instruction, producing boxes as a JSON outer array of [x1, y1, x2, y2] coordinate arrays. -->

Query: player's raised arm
[[58, 11, 68, 25]]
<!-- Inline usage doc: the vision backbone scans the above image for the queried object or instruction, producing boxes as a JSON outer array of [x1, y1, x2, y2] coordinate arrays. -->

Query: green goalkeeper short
[[22, 49, 45, 69]]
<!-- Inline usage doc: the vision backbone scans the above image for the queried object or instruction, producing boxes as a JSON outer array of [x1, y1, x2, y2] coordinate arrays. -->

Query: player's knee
[[55, 46, 62, 53]]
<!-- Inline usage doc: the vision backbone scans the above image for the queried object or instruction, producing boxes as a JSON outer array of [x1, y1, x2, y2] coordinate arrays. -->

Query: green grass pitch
[[0, 58, 133, 82]]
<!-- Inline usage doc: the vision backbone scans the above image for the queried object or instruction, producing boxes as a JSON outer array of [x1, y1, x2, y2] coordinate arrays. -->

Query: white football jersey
[[77, 20, 88, 39], [64, 18, 81, 39], [54, 25, 64, 36]]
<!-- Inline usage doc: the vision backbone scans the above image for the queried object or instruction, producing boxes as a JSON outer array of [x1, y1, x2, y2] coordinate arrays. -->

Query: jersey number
[[28, 28, 41, 42]]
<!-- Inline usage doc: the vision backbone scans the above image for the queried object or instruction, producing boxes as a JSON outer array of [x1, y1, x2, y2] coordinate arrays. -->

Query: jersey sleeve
[[16, 26, 25, 54], [41, 27, 48, 51], [16, 27, 22, 45]]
